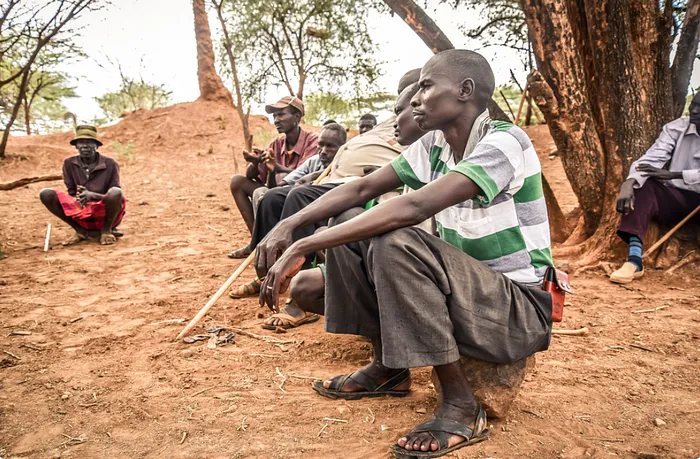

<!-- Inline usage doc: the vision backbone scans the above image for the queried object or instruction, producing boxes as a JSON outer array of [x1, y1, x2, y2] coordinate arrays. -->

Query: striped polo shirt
[[390, 117, 553, 284]]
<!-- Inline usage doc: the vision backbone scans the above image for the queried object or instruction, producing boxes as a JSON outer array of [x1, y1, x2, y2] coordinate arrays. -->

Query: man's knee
[[290, 269, 323, 305], [229, 174, 247, 192], [329, 207, 365, 227], [39, 188, 57, 205], [105, 187, 123, 201], [370, 227, 416, 258]]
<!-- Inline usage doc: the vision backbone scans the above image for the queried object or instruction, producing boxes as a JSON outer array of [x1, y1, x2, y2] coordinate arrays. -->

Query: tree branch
[[672, 0, 700, 117]]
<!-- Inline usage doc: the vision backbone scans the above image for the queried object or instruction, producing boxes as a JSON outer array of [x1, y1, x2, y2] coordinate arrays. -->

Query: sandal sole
[[261, 314, 319, 330], [312, 380, 410, 401], [390, 432, 489, 458]]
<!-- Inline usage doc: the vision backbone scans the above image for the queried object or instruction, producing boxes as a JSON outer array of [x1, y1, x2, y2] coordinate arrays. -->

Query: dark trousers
[[618, 179, 700, 243], [249, 183, 339, 249], [324, 208, 553, 368]]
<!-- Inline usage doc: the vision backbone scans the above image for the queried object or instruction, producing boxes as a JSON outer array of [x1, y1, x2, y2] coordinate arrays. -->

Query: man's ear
[[458, 78, 475, 101]]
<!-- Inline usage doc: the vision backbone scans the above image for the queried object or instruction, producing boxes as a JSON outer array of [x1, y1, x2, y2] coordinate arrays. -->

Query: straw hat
[[70, 125, 103, 147]]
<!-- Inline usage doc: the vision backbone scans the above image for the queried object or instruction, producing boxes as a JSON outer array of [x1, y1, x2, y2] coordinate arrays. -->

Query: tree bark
[[381, 0, 510, 122], [193, 0, 233, 104], [522, 0, 675, 253], [672, 0, 700, 117]]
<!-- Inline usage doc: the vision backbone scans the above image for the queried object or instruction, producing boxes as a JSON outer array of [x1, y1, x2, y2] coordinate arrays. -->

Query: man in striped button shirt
[[254, 50, 553, 457]]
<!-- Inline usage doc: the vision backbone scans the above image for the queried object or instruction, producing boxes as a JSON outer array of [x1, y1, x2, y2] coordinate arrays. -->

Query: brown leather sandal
[[229, 277, 262, 299]]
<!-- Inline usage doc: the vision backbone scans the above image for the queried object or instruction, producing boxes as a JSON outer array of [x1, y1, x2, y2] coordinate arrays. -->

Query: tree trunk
[[0, 67, 31, 159], [381, 0, 510, 122], [522, 0, 676, 261], [0, 173, 62, 190], [193, 0, 233, 104], [213, 0, 252, 151], [23, 98, 31, 135], [672, 0, 700, 117]]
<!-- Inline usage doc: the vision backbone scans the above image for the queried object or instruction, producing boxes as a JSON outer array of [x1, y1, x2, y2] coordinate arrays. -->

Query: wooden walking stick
[[514, 83, 529, 126], [643, 204, 700, 257], [175, 164, 334, 341], [43, 223, 51, 252]]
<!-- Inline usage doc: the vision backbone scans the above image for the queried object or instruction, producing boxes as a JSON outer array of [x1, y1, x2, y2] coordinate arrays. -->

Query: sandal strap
[[410, 404, 488, 449], [327, 373, 353, 392], [375, 368, 410, 392]]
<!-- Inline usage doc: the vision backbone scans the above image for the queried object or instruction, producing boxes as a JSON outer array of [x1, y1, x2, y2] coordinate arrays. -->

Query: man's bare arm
[[254, 165, 402, 276], [258, 171, 482, 310]]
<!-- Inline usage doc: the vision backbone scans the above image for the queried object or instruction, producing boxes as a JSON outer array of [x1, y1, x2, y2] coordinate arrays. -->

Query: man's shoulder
[[63, 155, 79, 166], [483, 122, 532, 148], [664, 117, 691, 132], [100, 154, 120, 167]]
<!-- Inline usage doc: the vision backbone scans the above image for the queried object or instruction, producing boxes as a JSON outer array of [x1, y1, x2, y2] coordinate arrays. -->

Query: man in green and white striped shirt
[[254, 50, 553, 457]]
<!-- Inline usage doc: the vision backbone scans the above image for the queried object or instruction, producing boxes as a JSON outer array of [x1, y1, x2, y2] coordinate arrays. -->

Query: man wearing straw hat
[[39, 125, 126, 246]]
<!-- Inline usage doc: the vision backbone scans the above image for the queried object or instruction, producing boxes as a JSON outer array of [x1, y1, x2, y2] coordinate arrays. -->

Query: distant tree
[[304, 91, 396, 128], [0, 0, 99, 159], [192, 0, 232, 104], [95, 71, 172, 121], [217, 0, 383, 101]]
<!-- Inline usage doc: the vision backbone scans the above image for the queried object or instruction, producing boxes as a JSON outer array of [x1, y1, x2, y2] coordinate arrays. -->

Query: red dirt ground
[[0, 102, 698, 459]]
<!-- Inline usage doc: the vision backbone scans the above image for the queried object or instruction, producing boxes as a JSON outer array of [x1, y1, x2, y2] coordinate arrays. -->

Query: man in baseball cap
[[228, 95, 318, 258]]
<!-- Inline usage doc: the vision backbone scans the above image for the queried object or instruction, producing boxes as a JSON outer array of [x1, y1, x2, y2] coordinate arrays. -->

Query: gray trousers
[[324, 208, 552, 368]]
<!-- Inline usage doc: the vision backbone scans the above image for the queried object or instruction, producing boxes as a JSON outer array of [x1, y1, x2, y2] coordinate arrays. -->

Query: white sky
[[60, 0, 700, 123]]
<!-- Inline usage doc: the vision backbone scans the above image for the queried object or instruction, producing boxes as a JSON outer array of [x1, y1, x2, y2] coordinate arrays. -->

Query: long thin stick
[[643, 204, 700, 257], [499, 90, 516, 121], [175, 251, 255, 341], [515, 83, 529, 125], [175, 164, 333, 341], [43, 223, 51, 252]]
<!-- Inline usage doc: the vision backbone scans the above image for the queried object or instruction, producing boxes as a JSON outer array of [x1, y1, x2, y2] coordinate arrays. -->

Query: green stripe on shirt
[[513, 172, 544, 203], [528, 247, 553, 269], [451, 162, 499, 204], [390, 155, 426, 190], [429, 146, 450, 175], [436, 221, 527, 261]]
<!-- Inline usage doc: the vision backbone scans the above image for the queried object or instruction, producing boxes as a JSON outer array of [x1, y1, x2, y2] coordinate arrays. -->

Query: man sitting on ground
[[261, 80, 425, 330], [358, 113, 377, 134], [228, 96, 317, 253], [39, 125, 126, 246], [228, 69, 422, 301], [611, 92, 700, 283], [255, 50, 553, 458]]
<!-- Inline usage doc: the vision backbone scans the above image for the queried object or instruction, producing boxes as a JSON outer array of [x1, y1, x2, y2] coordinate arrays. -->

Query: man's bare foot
[[264, 299, 306, 327], [227, 245, 252, 259], [62, 232, 88, 246], [322, 360, 410, 394], [396, 397, 481, 453]]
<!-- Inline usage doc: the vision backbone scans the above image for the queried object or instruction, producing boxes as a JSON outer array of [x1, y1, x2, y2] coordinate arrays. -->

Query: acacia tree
[[0, 0, 98, 159], [220, 0, 383, 101], [95, 73, 172, 121], [521, 0, 700, 263]]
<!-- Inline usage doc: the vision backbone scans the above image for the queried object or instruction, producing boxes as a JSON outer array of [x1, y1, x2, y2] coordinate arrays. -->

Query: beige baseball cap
[[265, 95, 305, 116]]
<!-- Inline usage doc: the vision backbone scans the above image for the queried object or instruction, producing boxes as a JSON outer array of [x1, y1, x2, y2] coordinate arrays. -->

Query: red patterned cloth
[[55, 189, 126, 230]]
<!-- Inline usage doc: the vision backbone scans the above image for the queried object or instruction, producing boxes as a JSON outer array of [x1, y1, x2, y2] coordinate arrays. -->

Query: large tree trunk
[[382, 0, 510, 122], [521, 0, 686, 262], [193, 0, 233, 104]]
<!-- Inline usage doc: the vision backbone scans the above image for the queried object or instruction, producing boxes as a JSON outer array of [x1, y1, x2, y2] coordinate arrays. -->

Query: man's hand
[[243, 148, 263, 165], [258, 244, 305, 312], [76, 185, 96, 206], [616, 179, 636, 215], [636, 164, 682, 181], [254, 220, 295, 278], [262, 150, 276, 172]]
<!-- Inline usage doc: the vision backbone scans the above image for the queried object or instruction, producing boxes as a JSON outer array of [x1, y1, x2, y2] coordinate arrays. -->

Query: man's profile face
[[410, 60, 462, 131], [272, 107, 301, 134], [394, 87, 424, 146], [689, 94, 700, 128], [317, 129, 343, 166], [358, 119, 376, 134], [75, 139, 97, 161]]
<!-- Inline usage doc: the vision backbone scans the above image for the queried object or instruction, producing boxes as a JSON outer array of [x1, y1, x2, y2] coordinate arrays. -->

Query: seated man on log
[[39, 125, 126, 246], [228, 68, 422, 300], [228, 96, 318, 256], [260, 79, 426, 330], [358, 113, 377, 134], [255, 50, 553, 458], [611, 93, 700, 283]]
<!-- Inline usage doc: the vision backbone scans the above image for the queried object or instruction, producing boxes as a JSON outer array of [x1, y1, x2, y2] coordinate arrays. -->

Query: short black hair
[[359, 114, 377, 124], [428, 50, 495, 108], [321, 122, 347, 144], [322, 119, 337, 126], [398, 68, 421, 94]]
